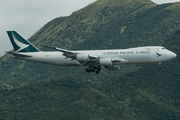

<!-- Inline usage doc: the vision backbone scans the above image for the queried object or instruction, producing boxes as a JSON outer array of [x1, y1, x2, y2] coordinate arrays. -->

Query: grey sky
[[0, 0, 180, 57], [0, 0, 97, 56]]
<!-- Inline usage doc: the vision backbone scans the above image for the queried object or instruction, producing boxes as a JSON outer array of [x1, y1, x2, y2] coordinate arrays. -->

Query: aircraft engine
[[99, 58, 112, 66], [77, 54, 89, 62], [107, 65, 120, 70]]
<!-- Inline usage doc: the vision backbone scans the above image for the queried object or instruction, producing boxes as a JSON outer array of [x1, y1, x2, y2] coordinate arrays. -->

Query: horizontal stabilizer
[[6, 51, 32, 57]]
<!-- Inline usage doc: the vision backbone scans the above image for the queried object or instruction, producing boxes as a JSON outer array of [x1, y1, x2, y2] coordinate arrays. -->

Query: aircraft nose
[[173, 52, 177, 58], [168, 51, 177, 60]]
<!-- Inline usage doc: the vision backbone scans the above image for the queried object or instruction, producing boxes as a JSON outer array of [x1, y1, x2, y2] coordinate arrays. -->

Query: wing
[[42, 45, 128, 67]]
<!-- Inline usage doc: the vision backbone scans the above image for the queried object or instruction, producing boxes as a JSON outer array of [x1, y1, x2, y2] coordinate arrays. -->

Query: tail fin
[[7, 31, 40, 52]]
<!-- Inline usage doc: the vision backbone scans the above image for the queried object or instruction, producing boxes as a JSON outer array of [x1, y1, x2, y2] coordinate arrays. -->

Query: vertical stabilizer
[[7, 31, 40, 52]]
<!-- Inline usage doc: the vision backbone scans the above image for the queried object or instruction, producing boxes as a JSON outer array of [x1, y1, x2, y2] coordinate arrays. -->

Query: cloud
[[0, 0, 97, 56]]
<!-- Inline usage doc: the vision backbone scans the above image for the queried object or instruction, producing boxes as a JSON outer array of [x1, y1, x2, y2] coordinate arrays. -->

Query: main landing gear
[[86, 66, 101, 74], [157, 62, 162, 70]]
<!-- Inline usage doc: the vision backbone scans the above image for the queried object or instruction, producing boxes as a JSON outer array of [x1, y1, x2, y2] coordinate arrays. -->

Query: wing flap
[[112, 58, 128, 64], [89, 55, 99, 61]]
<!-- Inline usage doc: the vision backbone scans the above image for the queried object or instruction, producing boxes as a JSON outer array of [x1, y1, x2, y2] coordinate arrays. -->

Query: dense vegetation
[[0, 0, 180, 119]]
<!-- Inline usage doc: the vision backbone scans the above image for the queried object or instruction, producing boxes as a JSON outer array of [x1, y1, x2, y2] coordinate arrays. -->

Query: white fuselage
[[16, 46, 176, 66]]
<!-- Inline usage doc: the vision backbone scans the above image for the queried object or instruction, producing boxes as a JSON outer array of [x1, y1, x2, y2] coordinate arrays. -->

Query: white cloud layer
[[0, 0, 180, 57]]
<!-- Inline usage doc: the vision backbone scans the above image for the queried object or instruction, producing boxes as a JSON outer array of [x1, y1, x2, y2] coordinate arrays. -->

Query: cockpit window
[[162, 48, 166, 49]]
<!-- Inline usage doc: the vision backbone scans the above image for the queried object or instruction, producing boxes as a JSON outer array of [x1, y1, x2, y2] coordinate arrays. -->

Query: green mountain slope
[[0, 79, 126, 120], [0, 30, 179, 119], [1, 0, 180, 88]]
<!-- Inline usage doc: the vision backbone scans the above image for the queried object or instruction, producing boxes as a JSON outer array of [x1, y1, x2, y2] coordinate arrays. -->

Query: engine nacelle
[[99, 58, 112, 66], [77, 54, 89, 62], [107, 65, 120, 70]]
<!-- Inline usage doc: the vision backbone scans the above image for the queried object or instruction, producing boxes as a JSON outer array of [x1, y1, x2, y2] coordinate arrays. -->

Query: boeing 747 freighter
[[6, 31, 177, 74]]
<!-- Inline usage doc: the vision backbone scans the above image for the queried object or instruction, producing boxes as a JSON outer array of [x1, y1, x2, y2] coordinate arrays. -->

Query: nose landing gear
[[157, 62, 162, 70]]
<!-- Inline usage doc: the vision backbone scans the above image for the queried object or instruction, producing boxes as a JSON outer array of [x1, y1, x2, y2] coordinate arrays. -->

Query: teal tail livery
[[6, 31, 177, 74], [7, 31, 40, 52]]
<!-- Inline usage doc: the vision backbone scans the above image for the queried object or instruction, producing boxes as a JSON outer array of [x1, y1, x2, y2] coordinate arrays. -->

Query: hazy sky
[[0, 0, 180, 57]]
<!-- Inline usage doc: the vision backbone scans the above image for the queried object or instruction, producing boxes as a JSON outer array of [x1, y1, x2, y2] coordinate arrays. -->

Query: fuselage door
[[157, 48, 159, 52]]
